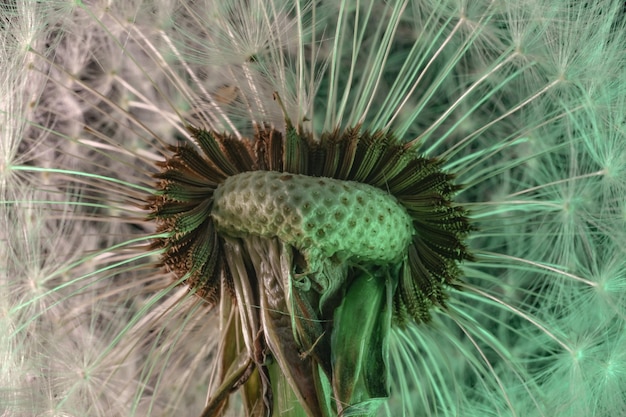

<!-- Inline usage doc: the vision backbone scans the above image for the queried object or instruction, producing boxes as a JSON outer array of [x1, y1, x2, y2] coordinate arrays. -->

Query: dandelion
[[2, 1, 626, 417]]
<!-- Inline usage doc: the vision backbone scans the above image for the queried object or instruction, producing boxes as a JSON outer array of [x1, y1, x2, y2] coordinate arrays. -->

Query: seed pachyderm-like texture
[[212, 171, 414, 264]]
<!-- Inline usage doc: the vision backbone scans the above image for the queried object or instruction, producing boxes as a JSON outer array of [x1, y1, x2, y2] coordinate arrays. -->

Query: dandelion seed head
[[145, 98, 473, 414], [148, 122, 472, 324], [3, 0, 626, 416]]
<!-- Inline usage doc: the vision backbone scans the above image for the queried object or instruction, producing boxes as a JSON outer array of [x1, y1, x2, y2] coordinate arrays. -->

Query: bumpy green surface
[[212, 171, 414, 264]]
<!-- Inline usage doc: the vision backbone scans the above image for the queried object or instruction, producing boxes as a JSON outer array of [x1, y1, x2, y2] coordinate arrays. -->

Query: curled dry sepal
[[145, 117, 473, 416]]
